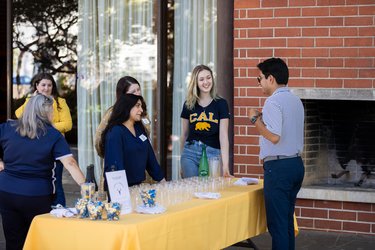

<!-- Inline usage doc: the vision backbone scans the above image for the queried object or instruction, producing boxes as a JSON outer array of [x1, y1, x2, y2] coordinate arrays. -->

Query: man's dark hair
[[257, 58, 289, 85]]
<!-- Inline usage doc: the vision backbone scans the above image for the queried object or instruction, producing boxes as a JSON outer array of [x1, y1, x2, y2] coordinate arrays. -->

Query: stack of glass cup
[[129, 176, 233, 210]]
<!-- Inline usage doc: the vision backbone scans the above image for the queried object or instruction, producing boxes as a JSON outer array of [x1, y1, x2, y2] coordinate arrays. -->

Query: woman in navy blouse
[[0, 94, 85, 250], [99, 94, 164, 187]]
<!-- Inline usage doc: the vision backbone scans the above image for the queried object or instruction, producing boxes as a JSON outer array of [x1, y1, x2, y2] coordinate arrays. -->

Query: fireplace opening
[[302, 99, 375, 190]]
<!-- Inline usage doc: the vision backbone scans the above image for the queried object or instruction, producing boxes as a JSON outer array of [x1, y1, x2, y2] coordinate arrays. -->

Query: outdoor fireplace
[[291, 89, 375, 203]]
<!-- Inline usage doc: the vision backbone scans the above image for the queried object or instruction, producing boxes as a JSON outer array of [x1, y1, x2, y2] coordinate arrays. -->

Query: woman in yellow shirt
[[15, 73, 72, 206]]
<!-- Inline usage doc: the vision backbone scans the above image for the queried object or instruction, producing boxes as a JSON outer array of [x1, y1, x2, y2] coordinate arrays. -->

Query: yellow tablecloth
[[24, 183, 267, 250]]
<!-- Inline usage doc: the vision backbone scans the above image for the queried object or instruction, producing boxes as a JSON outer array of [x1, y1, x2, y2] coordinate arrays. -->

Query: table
[[24, 183, 267, 250]]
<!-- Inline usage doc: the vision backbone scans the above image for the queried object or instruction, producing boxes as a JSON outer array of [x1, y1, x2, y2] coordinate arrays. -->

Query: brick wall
[[233, 0, 375, 234], [296, 199, 375, 234]]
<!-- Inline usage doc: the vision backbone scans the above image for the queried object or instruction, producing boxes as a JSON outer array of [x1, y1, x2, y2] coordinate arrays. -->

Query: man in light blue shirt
[[249, 58, 305, 250]]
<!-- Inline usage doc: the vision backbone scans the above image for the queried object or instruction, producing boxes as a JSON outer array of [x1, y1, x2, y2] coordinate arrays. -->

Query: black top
[[181, 98, 230, 149]]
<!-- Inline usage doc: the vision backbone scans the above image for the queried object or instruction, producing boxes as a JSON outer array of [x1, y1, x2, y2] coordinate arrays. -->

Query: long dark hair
[[115, 76, 147, 116], [99, 94, 146, 155], [32, 73, 62, 110]]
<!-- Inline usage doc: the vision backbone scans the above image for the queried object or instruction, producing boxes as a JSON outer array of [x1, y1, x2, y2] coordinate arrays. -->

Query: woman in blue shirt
[[99, 94, 164, 187], [0, 94, 85, 250]]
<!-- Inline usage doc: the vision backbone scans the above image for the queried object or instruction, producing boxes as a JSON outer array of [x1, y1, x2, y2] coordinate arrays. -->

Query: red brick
[[246, 145, 260, 154], [330, 48, 358, 57], [358, 27, 375, 36], [235, 78, 252, 87], [344, 38, 373, 47], [234, 19, 260, 29], [316, 17, 344, 26], [343, 202, 372, 211], [316, 0, 346, 5], [288, 78, 315, 87], [330, 27, 358, 36], [298, 218, 314, 228], [234, 0, 260, 8], [359, 69, 375, 78], [346, 0, 375, 5], [260, 38, 287, 47], [317, 58, 343, 67], [288, 58, 315, 67], [358, 5, 375, 15], [330, 69, 358, 78], [358, 212, 375, 223], [245, 166, 263, 174], [234, 39, 259, 48], [316, 79, 343, 88], [302, 48, 329, 57], [329, 210, 357, 220], [296, 199, 314, 207], [330, 6, 358, 16], [345, 17, 373, 26], [247, 9, 273, 18], [234, 136, 259, 145], [302, 69, 329, 78], [343, 222, 371, 233], [316, 38, 343, 47], [359, 48, 375, 57], [248, 29, 273, 37], [288, 38, 314, 47], [301, 208, 328, 218], [275, 28, 301, 37], [289, 0, 316, 6], [275, 48, 301, 57], [345, 58, 373, 68], [302, 28, 329, 37], [236, 155, 261, 165], [261, 18, 287, 27], [262, 0, 288, 7], [315, 200, 342, 209], [315, 219, 342, 230], [234, 59, 252, 68], [343, 79, 373, 88], [288, 18, 315, 27], [234, 97, 258, 107], [247, 48, 273, 57], [274, 8, 302, 17], [302, 7, 330, 16]]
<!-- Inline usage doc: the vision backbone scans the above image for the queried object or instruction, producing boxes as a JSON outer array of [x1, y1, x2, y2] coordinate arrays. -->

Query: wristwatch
[[250, 115, 259, 124]]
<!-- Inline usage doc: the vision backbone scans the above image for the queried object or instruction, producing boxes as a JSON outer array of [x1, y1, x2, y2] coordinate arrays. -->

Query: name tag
[[139, 134, 148, 142]]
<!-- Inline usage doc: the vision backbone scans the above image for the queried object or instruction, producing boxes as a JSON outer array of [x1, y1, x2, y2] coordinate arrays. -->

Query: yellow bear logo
[[195, 122, 211, 131]]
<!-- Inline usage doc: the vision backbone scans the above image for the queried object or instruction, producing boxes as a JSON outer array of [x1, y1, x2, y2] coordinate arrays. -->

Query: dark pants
[[0, 190, 52, 250], [263, 157, 305, 250], [52, 160, 66, 206]]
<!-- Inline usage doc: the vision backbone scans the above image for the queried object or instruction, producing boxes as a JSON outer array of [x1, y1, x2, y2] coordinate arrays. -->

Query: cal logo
[[195, 122, 211, 131]]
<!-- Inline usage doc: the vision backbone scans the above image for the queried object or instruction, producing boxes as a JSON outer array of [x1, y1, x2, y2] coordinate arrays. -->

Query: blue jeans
[[180, 140, 221, 178], [263, 157, 305, 250], [52, 160, 66, 206]]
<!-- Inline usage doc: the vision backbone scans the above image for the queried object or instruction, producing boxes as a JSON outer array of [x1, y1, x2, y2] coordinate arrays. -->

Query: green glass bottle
[[199, 144, 209, 177]]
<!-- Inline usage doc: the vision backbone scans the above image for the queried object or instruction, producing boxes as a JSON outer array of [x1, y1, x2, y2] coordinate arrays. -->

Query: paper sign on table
[[105, 170, 132, 214]]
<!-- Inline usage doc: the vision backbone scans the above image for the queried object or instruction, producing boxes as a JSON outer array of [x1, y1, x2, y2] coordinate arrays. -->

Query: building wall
[[233, 0, 375, 234]]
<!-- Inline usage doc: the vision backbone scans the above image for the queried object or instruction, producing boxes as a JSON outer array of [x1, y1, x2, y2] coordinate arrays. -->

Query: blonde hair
[[16, 94, 54, 139], [185, 64, 219, 110]]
